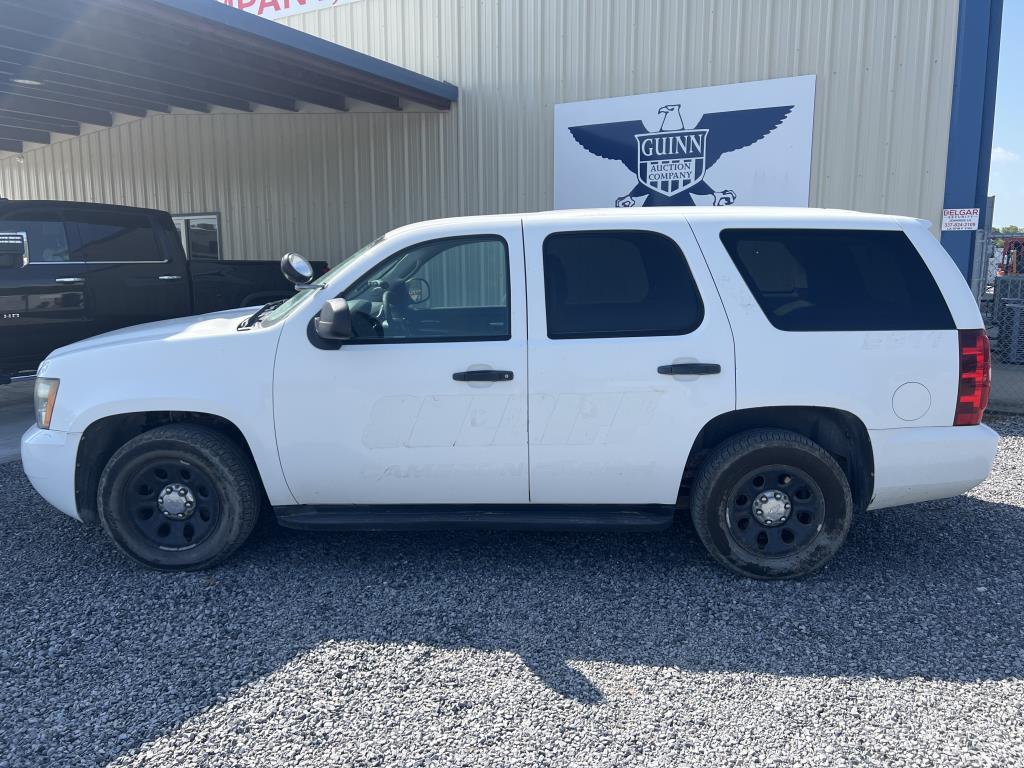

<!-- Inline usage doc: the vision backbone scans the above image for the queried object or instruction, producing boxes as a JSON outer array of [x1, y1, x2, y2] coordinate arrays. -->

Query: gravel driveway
[[2, 417, 1023, 767]]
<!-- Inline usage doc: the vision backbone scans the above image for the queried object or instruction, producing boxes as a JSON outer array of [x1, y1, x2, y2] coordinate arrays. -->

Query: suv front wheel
[[97, 424, 260, 571], [690, 429, 854, 579]]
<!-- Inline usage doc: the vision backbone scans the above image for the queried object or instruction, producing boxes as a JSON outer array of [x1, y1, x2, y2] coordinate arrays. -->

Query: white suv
[[21, 208, 997, 579]]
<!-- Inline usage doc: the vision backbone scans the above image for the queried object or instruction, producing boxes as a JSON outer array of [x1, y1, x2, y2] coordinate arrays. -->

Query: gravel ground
[[2, 417, 1023, 768]]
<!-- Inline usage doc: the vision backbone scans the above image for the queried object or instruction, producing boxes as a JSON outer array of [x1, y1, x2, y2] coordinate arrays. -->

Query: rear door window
[[66, 211, 163, 263], [719, 228, 954, 331], [542, 230, 703, 339], [0, 213, 71, 264]]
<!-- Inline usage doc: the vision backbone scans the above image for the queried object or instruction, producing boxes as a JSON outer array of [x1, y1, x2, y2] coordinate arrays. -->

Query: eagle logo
[[568, 103, 793, 207]]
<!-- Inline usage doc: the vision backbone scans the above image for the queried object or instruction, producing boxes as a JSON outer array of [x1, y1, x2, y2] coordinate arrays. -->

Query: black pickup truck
[[0, 200, 326, 382]]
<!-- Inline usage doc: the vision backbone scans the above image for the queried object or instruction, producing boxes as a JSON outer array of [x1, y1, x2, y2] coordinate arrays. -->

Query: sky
[[989, 1, 1022, 227]]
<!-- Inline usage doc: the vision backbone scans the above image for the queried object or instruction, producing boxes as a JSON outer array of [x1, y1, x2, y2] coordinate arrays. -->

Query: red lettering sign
[[219, 0, 346, 19]]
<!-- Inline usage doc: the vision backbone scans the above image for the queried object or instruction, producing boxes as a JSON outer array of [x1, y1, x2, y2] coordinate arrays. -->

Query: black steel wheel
[[690, 429, 853, 579], [725, 465, 825, 558], [98, 424, 260, 571], [122, 458, 222, 552]]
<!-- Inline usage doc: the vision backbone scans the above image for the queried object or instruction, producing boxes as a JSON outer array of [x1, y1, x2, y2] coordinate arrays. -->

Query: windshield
[[259, 235, 386, 326]]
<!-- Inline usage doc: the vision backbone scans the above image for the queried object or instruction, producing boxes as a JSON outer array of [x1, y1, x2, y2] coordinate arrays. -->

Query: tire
[[97, 424, 260, 571], [690, 429, 853, 580]]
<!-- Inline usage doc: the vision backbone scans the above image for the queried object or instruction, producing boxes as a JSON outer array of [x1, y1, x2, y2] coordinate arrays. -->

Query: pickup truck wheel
[[97, 425, 259, 571], [690, 429, 853, 580]]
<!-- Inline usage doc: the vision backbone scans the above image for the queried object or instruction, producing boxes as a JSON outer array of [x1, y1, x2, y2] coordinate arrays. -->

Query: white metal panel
[[686, 208, 962, 430], [900, 219, 987, 329], [868, 425, 998, 509], [522, 212, 736, 504], [32, 308, 298, 507], [272, 216, 530, 505], [0, 0, 959, 265]]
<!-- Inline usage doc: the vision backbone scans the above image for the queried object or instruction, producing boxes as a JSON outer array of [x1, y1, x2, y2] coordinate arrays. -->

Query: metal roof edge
[[146, 0, 459, 105]]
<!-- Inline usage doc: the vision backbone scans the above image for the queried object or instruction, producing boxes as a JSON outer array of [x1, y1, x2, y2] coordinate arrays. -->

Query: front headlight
[[34, 377, 60, 430]]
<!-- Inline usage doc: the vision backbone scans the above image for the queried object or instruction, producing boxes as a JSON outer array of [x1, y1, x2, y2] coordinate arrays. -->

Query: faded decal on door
[[362, 395, 527, 449], [362, 391, 663, 451], [530, 392, 663, 446]]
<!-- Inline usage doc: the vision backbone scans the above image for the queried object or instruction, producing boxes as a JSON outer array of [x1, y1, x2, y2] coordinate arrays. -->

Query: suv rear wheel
[[97, 424, 259, 571], [690, 429, 853, 579]]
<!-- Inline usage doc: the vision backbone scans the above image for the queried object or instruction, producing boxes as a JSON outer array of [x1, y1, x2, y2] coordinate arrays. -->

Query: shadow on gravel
[[1, 453, 1022, 761], [986, 412, 1024, 437]]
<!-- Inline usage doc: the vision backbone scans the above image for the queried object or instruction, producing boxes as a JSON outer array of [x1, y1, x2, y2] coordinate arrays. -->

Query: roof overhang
[[0, 0, 458, 154]]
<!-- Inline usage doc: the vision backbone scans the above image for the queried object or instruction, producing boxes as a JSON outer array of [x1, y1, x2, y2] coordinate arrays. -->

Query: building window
[[173, 214, 221, 261]]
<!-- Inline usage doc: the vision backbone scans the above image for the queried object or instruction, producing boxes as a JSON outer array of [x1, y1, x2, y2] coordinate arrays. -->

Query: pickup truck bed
[[0, 199, 326, 380], [189, 258, 324, 315]]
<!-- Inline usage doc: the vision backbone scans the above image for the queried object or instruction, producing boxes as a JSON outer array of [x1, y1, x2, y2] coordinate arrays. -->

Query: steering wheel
[[349, 303, 385, 338], [382, 284, 412, 336], [366, 309, 385, 337]]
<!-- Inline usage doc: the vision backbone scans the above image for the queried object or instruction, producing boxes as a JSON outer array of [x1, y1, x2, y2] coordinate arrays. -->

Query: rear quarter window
[[719, 228, 955, 332]]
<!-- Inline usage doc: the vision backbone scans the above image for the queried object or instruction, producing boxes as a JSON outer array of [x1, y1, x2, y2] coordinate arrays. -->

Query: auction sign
[[219, 0, 359, 20], [554, 76, 816, 209]]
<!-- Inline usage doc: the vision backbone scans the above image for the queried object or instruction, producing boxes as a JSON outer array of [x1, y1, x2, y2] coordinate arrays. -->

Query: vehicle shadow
[[2, 460, 1022, 762]]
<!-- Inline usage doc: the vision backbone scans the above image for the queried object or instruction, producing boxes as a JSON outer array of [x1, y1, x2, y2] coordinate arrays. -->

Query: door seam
[[521, 217, 532, 503], [684, 218, 739, 410]]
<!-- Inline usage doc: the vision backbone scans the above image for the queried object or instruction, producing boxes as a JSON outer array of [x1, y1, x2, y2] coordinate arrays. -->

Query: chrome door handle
[[54, 277, 84, 284], [157, 274, 184, 281]]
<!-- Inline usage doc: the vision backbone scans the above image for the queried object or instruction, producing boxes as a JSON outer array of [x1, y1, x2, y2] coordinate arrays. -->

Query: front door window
[[342, 236, 510, 342]]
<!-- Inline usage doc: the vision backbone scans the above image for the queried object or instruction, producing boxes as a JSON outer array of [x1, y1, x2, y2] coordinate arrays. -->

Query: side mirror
[[405, 277, 430, 305], [314, 298, 353, 341], [281, 252, 314, 285]]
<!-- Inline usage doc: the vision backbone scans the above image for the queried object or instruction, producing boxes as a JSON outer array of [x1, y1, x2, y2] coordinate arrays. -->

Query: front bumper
[[868, 424, 999, 510], [21, 425, 82, 521]]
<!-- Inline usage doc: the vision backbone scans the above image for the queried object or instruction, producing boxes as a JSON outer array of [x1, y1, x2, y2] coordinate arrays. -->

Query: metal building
[[0, 0, 1003, 277]]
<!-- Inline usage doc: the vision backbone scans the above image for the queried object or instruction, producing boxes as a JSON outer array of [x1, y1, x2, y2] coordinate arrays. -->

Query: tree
[[1001, 225, 1021, 235]]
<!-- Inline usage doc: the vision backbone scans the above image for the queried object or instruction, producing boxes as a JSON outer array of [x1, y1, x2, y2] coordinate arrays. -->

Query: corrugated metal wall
[[0, 0, 960, 264]]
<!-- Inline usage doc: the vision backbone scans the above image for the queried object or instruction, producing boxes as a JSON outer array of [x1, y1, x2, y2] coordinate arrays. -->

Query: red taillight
[[954, 329, 991, 426]]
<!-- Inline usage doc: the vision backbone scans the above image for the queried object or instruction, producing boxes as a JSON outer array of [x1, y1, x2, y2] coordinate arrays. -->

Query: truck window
[[719, 229, 955, 332], [66, 211, 163, 263], [0, 217, 71, 263], [173, 214, 221, 260], [542, 230, 703, 339], [342, 235, 510, 343]]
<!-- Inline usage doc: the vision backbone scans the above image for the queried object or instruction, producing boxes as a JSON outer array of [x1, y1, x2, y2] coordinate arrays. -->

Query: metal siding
[[0, 0, 958, 265], [419, 240, 508, 308]]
